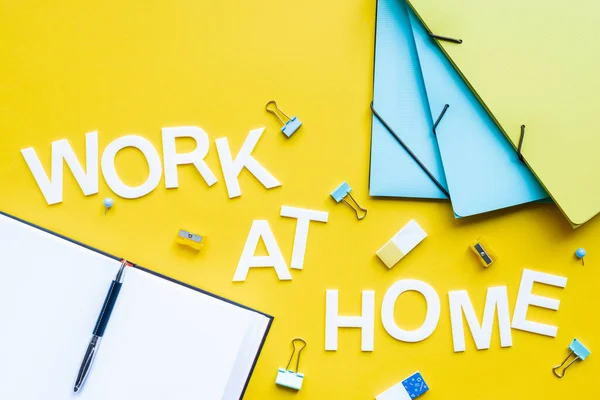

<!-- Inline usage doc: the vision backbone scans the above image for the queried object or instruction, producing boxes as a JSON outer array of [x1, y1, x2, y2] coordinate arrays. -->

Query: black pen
[[74, 260, 128, 393]]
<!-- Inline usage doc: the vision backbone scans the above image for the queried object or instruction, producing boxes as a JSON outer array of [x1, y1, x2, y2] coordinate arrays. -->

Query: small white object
[[280, 206, 328, 270], [162, 126, 217, 188], [512, 269, 567, 337], [325, 289, 375, 351], [449, 286, 512, 352], [101, 135, 163, 199], [233, 220, 291, 282], [376, 220, 427, 269], [381, 279, 440, 343], [376, 381, 412, 400], [215, 127, 281, 198]]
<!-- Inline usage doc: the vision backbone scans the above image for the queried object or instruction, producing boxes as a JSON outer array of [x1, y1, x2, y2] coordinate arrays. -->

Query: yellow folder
[[407, 0, 600, 227]]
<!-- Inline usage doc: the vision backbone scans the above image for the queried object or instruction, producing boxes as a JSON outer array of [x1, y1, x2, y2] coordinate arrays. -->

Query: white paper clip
[[275, 338, 306, 391], [331, 181, 367, 220], [553, 338, 591, 378], [266, 100, 302, 137]]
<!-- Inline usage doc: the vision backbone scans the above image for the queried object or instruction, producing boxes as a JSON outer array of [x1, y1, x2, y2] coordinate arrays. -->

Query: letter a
[[233, 220, 291, 281]]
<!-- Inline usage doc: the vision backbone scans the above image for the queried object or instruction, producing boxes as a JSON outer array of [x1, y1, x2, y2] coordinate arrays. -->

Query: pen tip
[[74, 385, 80, 393]]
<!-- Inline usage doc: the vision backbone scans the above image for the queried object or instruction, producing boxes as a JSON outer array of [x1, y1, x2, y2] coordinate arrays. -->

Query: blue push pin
[[575, 248, 586, 265], [103, 198, 114, 215], [266, 100, 302, 137]]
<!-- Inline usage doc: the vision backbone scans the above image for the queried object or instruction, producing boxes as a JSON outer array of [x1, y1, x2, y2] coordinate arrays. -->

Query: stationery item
[[469, 238, 497, 268], [376, 371, 429, 400], [275, 338, 306, 391], [103, 198, 113, 215], [376, 220, 427, 268], [575, 248, 586, 266], [369, 0, 448, 199], [331, 181, 367, 220], [177, 229, 204, 251], [406, 0, 600, 226], [0, 211, 272, 400], [74, 260, 128, 393], [553, 339, 590, 378], [266, 100, 302, 137], [405, 6, 548, 217]]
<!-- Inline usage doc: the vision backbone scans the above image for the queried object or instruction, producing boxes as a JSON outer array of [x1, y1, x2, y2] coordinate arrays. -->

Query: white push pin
[[275, 338, 306, 391], [266, 100, 302, 137], [103, 198, 114, 215]]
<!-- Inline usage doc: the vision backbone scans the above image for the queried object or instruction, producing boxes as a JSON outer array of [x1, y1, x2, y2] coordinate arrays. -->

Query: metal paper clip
[[331, 182, 367, 220], [275, 338, 307, 391], [553, 339, 591, 378], [266, 100, 302, 137]]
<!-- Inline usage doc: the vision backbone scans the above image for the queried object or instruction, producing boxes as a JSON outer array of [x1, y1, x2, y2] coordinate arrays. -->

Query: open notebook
[[0, 212, 272, 400]]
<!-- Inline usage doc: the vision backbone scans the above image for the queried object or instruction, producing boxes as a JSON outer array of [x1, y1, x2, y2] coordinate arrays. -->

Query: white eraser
[[376, 381, 412, 400], [392, 220, 427, 254], [376, 220, 427, 268]]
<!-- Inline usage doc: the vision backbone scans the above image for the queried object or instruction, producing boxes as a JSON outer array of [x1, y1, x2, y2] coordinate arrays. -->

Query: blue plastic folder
[[369, 0, 448, 199], [406, 6, 548, 216]]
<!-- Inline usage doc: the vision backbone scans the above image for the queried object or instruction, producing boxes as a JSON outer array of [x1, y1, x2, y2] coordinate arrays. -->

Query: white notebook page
[[0, 214, 270, 400]]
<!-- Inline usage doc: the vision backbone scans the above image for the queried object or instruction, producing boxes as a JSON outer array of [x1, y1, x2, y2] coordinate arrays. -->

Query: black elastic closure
[[517, 125, 525, 162], [432, 104, 450, 135], [428, 32, 463, 44], [370, 102, 450, 198]]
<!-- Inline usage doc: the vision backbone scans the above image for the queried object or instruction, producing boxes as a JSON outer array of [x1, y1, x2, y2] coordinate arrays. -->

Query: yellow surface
[[408, 0, 600, 227], [0, 0, 599, 398]]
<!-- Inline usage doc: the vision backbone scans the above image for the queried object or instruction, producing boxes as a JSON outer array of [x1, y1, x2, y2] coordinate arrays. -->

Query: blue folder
[[369, 0, 448, 199], [370, 0, 548, 216], [407, 4, 548, 216]]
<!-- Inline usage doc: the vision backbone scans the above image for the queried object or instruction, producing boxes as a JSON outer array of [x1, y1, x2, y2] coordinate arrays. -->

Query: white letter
[[381, 279, 440, 343], [449, 286, 512, 352], [325, 289, 375, 351], [512, 269, 567, 337], [280, 206, 328, 270], [101, 135, 162, 199], [233, 220, 291, 281], [215, 127, 281, 198], [21, 131, 99, 204], [162, 126, 217, 188]]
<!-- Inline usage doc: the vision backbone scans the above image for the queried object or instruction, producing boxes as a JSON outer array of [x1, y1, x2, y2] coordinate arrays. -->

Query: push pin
[[275, 338, 306, 391], [103, 198, 114, 215], [553, 339, 590, 378], [266, 100, 302, 137], [469, 238, 497, 268], [330, 181, 367, 220], [575, 248, 586, 265], [176, 229, 204, 251]]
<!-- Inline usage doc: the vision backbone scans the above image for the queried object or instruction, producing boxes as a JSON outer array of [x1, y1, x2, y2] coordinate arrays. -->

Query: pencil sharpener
[[275, 368, 304, 391], [176, 229, 204, 251], [469, 238, 497, 267], [281, 116, 302, 137]]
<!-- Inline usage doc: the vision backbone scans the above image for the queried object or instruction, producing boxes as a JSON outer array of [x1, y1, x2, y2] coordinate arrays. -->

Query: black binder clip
[[428, 32, 462, 44], [432, 104, 449, 135]]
